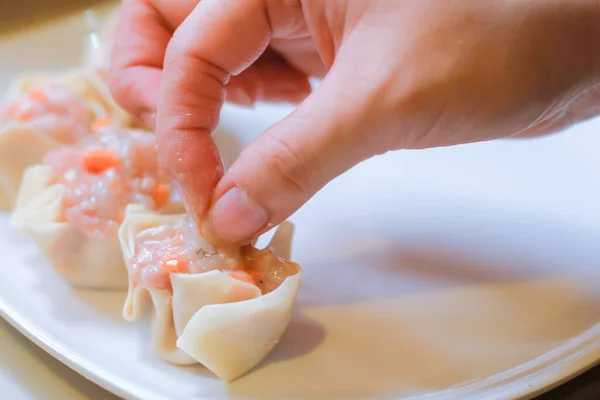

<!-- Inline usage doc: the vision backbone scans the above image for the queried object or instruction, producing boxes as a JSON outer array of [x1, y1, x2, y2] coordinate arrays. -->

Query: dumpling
[[10, 126, 171, 289], [0, 69, 135, 210], [119, 206, 302, 381]]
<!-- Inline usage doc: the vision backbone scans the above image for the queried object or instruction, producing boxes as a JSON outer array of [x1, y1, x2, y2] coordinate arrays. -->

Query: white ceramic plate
[[2, 3, 600, 400]]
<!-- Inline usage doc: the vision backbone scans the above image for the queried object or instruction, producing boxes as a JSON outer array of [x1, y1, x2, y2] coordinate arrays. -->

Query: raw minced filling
[[0, 82, 101, 143], [132, 217, 297, 293], [43, 127, 170, 238]]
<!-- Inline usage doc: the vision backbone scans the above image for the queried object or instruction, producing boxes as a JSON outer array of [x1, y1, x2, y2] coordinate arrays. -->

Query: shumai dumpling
[[0, 69, 133, 210], [10, 126, 171, 289], [119, 207, 302, 381]]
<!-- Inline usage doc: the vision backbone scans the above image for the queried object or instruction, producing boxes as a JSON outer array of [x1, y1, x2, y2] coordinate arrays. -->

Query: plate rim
[[1, 293, 600, 400], [0, 296, 161, 400]]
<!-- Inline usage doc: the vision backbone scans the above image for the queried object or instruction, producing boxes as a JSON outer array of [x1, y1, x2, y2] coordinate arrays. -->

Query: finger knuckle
[[255, 129, 315, 196], [161, 46, 228, 133]]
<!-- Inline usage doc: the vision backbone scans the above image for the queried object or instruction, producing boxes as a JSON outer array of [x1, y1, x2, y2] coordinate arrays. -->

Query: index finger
[[109, 0, 197, 125], [157, 0, 272, 224]]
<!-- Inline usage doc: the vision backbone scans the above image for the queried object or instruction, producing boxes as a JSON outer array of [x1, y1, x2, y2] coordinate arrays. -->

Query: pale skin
[[109, 0, 600, 245]]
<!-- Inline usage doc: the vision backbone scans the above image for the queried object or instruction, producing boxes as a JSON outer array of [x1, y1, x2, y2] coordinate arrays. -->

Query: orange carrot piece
[[28, 89, 49, 103], [227, 270, 256, 285], [92, 117, 111, 131], [17, 108, 36, 121], [6, 102, 35, 121], [151, 183, 170, 208], [83, 149, 121, 174], [161, 252, 185, 273], [6, 103, 20, 118]]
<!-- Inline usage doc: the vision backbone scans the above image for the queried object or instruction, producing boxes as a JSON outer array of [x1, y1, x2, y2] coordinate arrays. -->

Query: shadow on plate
[[21, 247, 127, 322], [237, 310, 326, 380], [296, 197, 600, 308], [224, 197, 600, 399]]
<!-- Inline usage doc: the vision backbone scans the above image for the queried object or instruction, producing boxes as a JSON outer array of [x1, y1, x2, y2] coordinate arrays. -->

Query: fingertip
[[158, 128, 224, 225]]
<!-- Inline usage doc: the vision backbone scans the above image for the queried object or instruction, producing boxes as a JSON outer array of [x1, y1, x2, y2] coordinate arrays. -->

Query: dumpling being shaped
[[0, 68, 135, 210], [10, 126, 171, 289], [119, 206, 302, 381]]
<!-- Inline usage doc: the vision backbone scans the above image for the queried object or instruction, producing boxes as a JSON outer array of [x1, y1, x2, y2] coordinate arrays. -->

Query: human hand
[[110, 0, 600, 244]]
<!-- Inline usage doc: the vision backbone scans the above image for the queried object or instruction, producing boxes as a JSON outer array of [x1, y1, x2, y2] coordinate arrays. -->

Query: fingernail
[[226, 87, 254, 108], [139, 110, 156, 130], [209, 187, 268, 243]]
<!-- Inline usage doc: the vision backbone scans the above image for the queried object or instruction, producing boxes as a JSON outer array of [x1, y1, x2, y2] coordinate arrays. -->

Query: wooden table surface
[[537, 366, 600, 400]]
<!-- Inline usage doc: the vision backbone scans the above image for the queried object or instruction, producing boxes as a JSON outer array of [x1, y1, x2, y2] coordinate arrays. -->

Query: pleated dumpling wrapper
[[119, 207, 302, 381], [10, 126, 171, 289], [0, 68, 134, 210]]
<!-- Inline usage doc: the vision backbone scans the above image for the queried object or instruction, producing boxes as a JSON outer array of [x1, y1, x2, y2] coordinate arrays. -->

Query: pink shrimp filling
[[0, 83, 97, 143], [132, 218, 297, 294], [43, 127, 170, 238]]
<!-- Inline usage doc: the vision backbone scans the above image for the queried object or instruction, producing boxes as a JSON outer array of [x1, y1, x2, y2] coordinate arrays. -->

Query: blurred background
[[0, 0, 104, 35]]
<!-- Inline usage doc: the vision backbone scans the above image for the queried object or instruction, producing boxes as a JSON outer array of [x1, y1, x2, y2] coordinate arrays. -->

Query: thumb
[[156, 0, 273, 223], [207, 63, 382, 244]]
